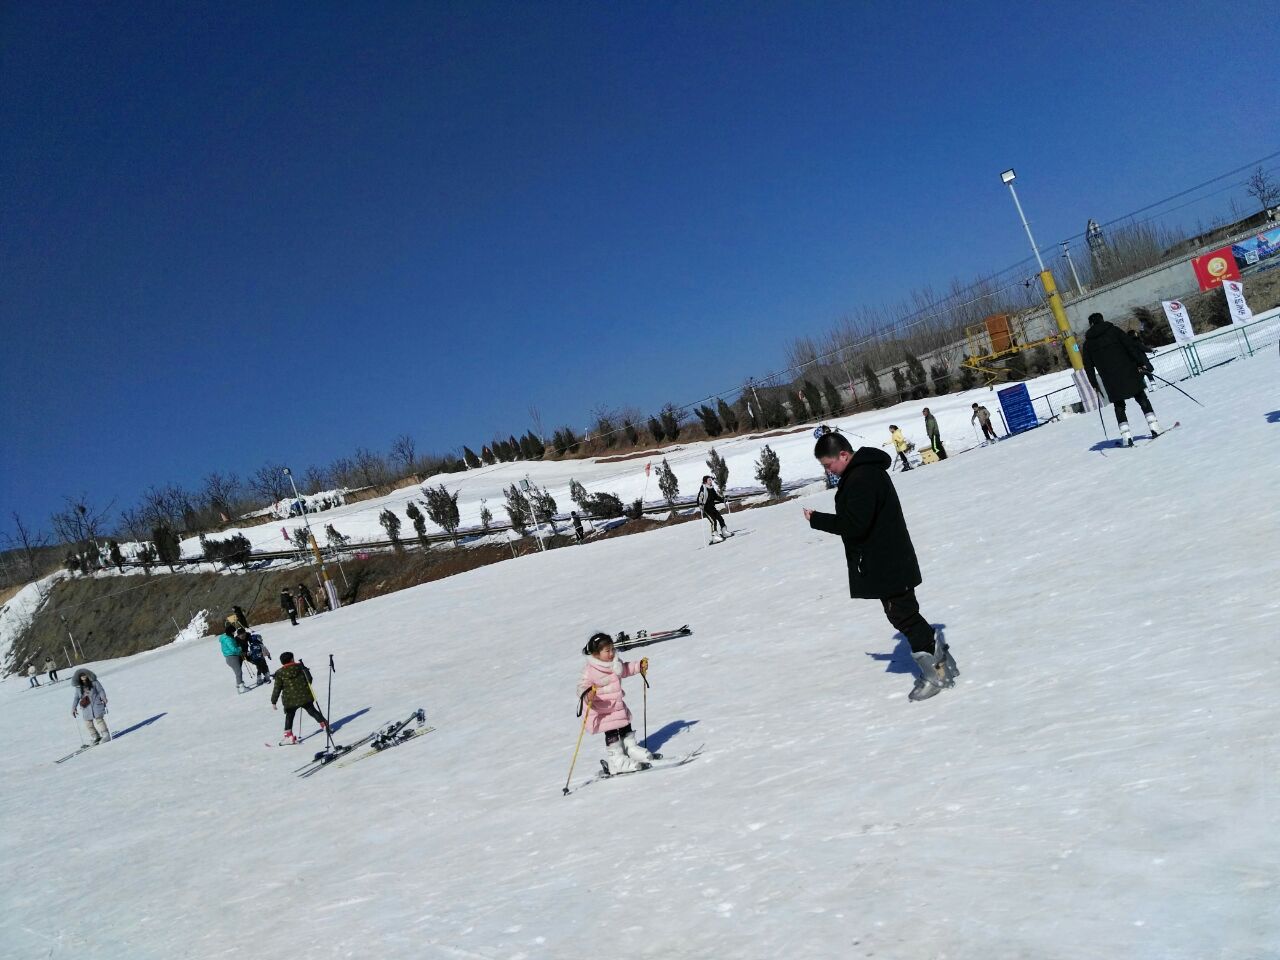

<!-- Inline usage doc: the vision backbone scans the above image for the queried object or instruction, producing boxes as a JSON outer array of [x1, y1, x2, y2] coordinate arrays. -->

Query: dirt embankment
[[7, 538, 548, 672]]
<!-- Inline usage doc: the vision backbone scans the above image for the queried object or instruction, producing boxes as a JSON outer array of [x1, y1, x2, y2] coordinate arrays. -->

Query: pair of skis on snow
[[565, 743, 706, 794], [1113, 420, 1181, 448], [55, 741, 105, 764], [291, 708, 433, 778]]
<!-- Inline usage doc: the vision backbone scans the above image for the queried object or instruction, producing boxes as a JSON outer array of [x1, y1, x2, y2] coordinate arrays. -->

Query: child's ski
[[54, 743, 98, 764], [570, 744, 705, 793]]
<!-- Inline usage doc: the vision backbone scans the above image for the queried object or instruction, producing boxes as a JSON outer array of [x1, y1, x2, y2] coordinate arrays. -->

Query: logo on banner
[[1223, 279, 1253, 324], [1161, 300, 1195, 344], [1191, 245, 1240, 290]]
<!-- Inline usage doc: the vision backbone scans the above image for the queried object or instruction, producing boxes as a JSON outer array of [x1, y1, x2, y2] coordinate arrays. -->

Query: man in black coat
[[280, 588, 298, 626], [1082, 312, 1162, 447], [803, 433, 957, 701]]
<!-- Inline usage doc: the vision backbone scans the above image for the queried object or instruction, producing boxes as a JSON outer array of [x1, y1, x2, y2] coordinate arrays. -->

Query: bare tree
[[202, 471, 242, 522], [3, 512, 51, 581], [1246, 166, 1279, 214], [116, 507, 149, 543], [302, 464, 329, 494], [139, 483, 191, 530], [248, 463, 290, 506], [50, 495, 114, 572], [389, 434, 418, 478], [353, 447, 389, 489]]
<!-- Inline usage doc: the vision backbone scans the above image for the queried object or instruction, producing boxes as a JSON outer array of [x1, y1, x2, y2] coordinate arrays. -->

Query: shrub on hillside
[[423, 485, 462, 543], [656, 459, 679, 508], [755, 444, 783, 498], [379, 509, 403, 551], [706, 447, 729, 492]]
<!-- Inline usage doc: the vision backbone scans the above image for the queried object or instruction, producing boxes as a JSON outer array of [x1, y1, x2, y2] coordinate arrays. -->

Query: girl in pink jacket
[[577, 632, 655, 774]]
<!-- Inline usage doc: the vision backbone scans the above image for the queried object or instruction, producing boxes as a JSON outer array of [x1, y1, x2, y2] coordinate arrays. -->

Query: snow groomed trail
[[1, 354, 1277, 959]]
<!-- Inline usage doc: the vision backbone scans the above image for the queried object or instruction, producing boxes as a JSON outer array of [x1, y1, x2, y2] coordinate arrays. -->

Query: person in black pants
[[280, 588, 299, 626], [696, 476, 730, 544], [296, 583, 316, 617], [803, 432, 957, 701], [1084, 313, 1161, 446]]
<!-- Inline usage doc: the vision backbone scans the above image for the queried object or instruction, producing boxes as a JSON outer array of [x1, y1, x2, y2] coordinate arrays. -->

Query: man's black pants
[[880, 588, 936, 655]]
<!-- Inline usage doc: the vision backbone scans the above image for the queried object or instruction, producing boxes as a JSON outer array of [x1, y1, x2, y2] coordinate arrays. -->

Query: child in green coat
[[270, 652, 328, 744]]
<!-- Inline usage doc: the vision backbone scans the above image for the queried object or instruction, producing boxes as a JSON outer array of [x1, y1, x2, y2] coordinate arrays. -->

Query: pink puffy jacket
[[577, 656, 641, 734]]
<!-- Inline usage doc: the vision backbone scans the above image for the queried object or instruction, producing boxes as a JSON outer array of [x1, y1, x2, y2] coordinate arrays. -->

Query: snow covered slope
[[182, 370, 1080, 555], [1, 354, 1277, 960]]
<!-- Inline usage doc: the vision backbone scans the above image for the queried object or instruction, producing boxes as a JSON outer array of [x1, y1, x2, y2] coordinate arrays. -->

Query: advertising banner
[[997, 383, 1038, 434], [1161, 300, 1196, 344], [1223, 279, 1253, 324], [1190, 245, 1240, 290], [1231, 226, 1280, 268]]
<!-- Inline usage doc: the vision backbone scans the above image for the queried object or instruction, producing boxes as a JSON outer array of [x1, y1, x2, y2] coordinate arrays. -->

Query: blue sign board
[[997, 383, 1039, 435]]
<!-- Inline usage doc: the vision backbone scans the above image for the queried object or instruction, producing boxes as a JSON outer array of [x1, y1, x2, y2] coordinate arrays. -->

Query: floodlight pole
[[1001, 169, 1098, 411], [1061, 241, 1084, 296], [283, 467, 345, 607]]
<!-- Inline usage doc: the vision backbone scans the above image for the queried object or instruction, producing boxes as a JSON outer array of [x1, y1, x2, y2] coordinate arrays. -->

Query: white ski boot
[[1145, 412, 1161, 437], [622, 731, 657, 763], [603, 740, 646, 775], [1119, 421, 1134, 447]]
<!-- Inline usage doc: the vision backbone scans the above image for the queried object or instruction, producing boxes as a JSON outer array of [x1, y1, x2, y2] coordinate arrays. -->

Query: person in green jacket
[[271, 652, 328, 744], [922, 407, 947, 460], [219, 631, 247, 693]]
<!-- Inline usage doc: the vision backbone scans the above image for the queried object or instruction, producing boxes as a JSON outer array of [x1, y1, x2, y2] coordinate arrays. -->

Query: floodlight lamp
[[282, 467, 292, 476], [1000, 169, 1017, 185]]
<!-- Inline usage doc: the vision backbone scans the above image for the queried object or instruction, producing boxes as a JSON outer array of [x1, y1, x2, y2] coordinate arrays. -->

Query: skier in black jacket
[[803, 432, 957, 701], [1082, 313, 1162, 447], [280, 588, 298, 626], [696, 476, 730, 544]]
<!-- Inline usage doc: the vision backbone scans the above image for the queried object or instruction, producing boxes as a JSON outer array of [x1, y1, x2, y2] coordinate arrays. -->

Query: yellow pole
[[562, 688, 595, 795], [1039, 269, 1083, 370], [307, 532, 338, 610]]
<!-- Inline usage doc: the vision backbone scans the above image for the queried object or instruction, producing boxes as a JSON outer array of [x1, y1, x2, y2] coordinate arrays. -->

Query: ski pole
[[1097, 404, 1108, 441], [72, 712, 86, 747], [1150, 372, 1204, 407], [562, 688, 595, 796], [325, 655, 335, 750], [641, 662, 649, 747]]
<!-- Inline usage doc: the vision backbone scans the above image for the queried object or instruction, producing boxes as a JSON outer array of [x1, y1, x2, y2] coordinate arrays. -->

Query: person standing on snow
[[26, 662, 41, 687], [43, 655, 59, 682], [970, 403, 998, 442], [576, 633, 654, 774], [279, 588, 298, 626], [296, 583, 316, 617], [888, 425, 912, 471], [219, 629, 248, 692], [1082, 312, 1162, 447], [237, 628, 272, 685], [271, 651, 328, 744], [803, 432, 957, 701], [922, 408, 947, 460], [233, 605, 251, 629], [696, 475, 730, 544], [71, 668, 110, 743], [571, 512, 585, 543]]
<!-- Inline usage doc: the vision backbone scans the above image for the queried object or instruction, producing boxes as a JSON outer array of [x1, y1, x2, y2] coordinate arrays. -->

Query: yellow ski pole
[[562, 688, 595, 796]]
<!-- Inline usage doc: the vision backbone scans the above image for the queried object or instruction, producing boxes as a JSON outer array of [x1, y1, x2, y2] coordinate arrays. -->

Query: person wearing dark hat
[[922, 408, 946, 460], [803, 431, 957, 701], [1082, 312, 1161, 447], [280, 588, 298, 626], [270, 651, 328, 745]]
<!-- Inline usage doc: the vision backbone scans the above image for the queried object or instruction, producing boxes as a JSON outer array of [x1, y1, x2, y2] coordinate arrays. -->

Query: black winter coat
[[1082, 320, 1151, 401], [808, 447, 922, 599]]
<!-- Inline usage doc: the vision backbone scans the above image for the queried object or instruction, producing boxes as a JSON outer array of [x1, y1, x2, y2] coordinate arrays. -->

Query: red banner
[[1191, 245, 1240, 290]]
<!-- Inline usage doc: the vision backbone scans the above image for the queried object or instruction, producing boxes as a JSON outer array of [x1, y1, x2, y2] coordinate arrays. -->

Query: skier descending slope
[[576, 633, 654, 773], [696, 476, 730, 544], [803, 432, 957, 701], [271, 652, 329, 744], [1082, 312, 1162, 447]]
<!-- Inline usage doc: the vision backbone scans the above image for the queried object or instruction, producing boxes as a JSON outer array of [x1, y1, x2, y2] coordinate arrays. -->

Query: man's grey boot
[[909, 651, 944, 702]]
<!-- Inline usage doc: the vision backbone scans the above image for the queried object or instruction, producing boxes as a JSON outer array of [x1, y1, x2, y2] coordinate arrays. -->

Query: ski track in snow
[[2, 356, 1279, 958]]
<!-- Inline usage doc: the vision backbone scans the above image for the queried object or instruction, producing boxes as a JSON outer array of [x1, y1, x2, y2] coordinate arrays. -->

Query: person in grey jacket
[[71, 668, 110, 744]]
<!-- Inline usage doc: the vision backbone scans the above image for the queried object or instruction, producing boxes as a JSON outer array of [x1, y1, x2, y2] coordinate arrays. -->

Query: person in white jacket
[[71, 668, 111, 744]]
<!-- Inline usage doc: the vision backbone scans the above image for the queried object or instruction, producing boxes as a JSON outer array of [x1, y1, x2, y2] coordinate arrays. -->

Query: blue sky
[[2, 1, 1275, 536]]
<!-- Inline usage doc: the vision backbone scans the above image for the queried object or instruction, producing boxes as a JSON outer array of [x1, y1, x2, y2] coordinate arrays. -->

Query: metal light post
[[1000, 168, 1099, 410], [282, 467, 345, 608], [1061, 241, 1084, 296]]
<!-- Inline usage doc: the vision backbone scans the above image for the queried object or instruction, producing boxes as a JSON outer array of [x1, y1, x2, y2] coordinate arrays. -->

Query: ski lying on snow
[[330, 725, 436, 770], [295, 709, 426, 778], [569, 744, 705, 793], [1117, 420, 1181, 447]]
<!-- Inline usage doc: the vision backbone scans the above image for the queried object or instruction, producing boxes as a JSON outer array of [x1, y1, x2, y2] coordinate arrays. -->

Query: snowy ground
[[180, 368, 1083, 556], [2, 352, 1278, 959]]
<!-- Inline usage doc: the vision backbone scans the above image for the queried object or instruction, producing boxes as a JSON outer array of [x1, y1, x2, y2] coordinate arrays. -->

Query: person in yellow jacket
[[888, 426, 912, 471]]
